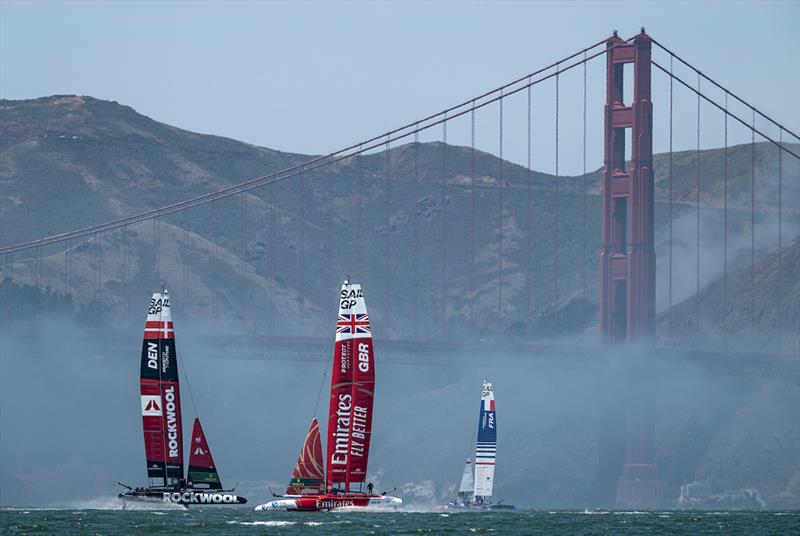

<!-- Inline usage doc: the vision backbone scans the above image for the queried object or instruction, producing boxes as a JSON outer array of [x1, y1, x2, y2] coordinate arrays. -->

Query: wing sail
[[326, 281, 375, 490], [139, 290, 184, 487], [473, 380, 496, 499]]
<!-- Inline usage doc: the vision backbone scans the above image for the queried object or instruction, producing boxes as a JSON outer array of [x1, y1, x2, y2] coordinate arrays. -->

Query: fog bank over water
[[1, 316, 798, 508]]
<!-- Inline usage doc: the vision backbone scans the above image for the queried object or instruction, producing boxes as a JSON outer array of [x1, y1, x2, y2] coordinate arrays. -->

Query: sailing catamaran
[[448, 380, 514, 510], [119, 289, 247, 507], [254, 281, 401, 512]]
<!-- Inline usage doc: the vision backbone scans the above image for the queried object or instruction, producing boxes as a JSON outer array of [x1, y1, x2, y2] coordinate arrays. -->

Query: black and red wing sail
[[187, 418, 223, 490], [139, 290, 184, 487], [286, 418, 325, 495]]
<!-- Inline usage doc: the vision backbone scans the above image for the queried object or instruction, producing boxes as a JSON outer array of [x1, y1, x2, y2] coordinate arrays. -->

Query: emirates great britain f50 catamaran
[[255, 281, 401, 512], [119, 290, 246, 507]]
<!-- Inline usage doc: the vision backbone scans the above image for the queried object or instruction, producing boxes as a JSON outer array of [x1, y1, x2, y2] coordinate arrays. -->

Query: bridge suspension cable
[[651, 38, 800, 142], [0, 35, 636, 256], [651, 61, 800, 160]]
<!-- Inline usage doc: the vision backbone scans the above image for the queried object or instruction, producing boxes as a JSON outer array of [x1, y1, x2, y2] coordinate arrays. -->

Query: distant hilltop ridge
[[0, 95, 797, 348]]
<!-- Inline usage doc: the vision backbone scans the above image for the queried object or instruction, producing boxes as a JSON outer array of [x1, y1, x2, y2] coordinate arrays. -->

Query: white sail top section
[[144, 290, 173, 338], [335, 282, 371, 342], [458, 458, 474, 495]]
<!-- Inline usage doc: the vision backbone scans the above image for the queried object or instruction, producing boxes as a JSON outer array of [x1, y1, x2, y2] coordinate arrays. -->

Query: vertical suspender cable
[[413, 128, 420, 339], [211, 201, 217, 319], [64, 240, 69, 297], [723, 93, 728, 342], [695, 73, 701, 332], [35, 245, 41, 291], [328, 156, 335, 309], [298, 168, 305, 335], [554, 66, 560, 328], [498, 92, 504, 321], [527, 80, 533, 318], [470, 107, 477, 334], [154, 217, 159, 289], [242, 192, 247, 335], [384, 136, 392, 323], [356, 144, 363, 270], [750, 110, 756, 344], [582, 52, 588, 299], [441, 114, 448, 335], [668, 56, 674, 341], [125, 225, 131, 316], [777, 129, 783, 334], [182, 213, 189, 318], [269, 183, 275, 319]]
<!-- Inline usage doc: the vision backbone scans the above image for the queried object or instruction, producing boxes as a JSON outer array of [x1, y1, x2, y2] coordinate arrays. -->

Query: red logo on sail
[[141, 395, 163, 416]]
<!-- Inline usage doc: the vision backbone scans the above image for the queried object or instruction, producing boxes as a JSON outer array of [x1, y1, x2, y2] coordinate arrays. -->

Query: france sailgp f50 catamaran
[[448, 380, 514, 510], [255, 281, 401, 512], [119, 290, 246, 507]]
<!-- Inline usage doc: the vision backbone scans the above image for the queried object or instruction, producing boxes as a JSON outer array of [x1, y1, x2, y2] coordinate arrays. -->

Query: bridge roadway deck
[[3, 329, 795, 380]]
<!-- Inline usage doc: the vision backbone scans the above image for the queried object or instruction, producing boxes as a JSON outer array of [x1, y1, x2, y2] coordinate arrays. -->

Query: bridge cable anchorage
[[650, 61, 800, 160], [650, 38, 800, 142], [526, 78, 533, 319], [498, 90, 504, 323], [469, 105, 476, 334], [723, 93, 728, 343], [554, 64, 560, 331], [441, 113, 448, 336], [668, 55, 674, 341], [751, 109, 756, 347], [0, 35, 638, 256], [696, 72, 701, 333]]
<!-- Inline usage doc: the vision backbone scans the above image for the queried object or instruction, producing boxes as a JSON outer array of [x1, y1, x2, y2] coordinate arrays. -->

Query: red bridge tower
[[599, 29, 662, 508]]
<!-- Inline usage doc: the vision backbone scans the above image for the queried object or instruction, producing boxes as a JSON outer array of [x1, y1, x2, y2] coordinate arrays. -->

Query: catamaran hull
[[254, 494, 401, 512], [119, 490, 247, 506], [444, 502, 515, 510]]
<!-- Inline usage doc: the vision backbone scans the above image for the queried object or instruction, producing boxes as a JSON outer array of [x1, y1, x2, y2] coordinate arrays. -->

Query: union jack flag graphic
[[337, 313, 371, 335]]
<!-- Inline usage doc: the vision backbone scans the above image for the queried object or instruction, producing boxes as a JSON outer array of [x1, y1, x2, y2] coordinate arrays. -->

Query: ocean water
[[1, 507, 798, 535]]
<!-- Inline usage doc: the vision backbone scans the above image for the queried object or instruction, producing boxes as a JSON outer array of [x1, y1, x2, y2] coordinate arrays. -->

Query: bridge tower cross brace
[[600, 29, 655, 343]]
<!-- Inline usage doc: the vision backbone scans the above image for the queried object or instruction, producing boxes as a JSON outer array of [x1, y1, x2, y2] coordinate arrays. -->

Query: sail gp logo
[[141, 395, 162, 416]]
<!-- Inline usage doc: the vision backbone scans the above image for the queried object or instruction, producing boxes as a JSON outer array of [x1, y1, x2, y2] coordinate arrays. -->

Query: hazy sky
[[2, 1, 798, 175]]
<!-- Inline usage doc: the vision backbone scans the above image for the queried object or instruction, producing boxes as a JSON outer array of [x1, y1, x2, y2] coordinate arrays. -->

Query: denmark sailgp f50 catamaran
[[255, 281, 401, 512], [448, 380, 514, 510], [119, 290, 246, 507]]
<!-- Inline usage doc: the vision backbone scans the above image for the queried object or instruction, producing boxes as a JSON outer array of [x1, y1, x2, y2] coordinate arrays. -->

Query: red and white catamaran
[[119, 289, 246, 507], [255, 281, 401, 512]]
